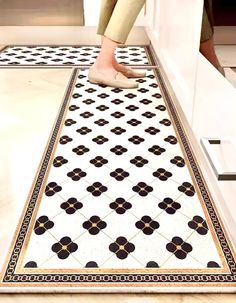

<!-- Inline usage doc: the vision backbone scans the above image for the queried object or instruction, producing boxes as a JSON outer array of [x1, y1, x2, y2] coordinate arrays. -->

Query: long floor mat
[[0, 51, 235, 292], [0, 45, 154, 67]]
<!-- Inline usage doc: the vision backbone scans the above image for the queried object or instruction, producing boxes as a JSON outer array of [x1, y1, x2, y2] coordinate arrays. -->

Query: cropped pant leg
[[97, 0, 146, 44], [201, 0, 214, 42]]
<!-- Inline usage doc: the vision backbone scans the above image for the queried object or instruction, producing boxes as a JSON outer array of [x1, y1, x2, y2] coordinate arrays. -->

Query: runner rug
[[0, 64, 235, 292]]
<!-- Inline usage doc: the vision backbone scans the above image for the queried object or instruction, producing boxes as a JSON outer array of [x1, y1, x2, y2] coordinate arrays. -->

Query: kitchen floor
[[0, 45, 235, 300]]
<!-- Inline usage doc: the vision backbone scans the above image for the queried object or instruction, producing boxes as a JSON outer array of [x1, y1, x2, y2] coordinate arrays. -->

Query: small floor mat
[[0, 66, 235, 292], [0, 45, 154, 67]]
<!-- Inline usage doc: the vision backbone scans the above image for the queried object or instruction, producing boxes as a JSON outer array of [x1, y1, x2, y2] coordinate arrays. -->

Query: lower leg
[[93, 35, 119, 77]]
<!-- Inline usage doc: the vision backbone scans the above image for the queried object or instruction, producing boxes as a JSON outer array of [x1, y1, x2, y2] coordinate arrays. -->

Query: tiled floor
[[0, 45, 235, 293]]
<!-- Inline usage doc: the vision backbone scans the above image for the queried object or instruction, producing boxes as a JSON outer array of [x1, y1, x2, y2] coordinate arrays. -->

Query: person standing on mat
[[200, 0, 225, 76], [88, 0, 146, 89]]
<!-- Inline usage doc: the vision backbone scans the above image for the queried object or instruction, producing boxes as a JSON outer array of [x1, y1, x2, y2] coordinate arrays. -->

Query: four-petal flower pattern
[[170, 156, 185, 167], [83, 216, 107, 235], [109, 237, 135, 259], [67, 168, 86, 181], [53, 156, 68, 167], [45, 182, 62, 196], [52, 237, 78, 259], [153, 168, 172, 181], [87, 182, 108, 196], [158, 198, 181, 214], [60, 198, 83, 214], [166, 237, 193, 259], [34, 216, 54, 235], [130, 156, 148, 167], [109, 198, 132, 214], [178, 182, 195, 197], [135, 216, 160, 235], [132, 182, 153, 196], [90, 156, 108, 167], [188, 216, 208, 235], [110, 168, 129, 181]]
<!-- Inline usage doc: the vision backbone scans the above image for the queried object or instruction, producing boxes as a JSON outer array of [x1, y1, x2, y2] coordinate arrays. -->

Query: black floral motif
[[146, 261, 159, 268], [136, 79, 146, 84], [24, 261, 37, 268], [67, 168, 87, 181], [149, 83, 158, 88], [110, 145, 128, 155], [83, 98, 95, 105], [132, 182, 153, 196], [148, 145, 166, 156], [76, 127, 92, 135], [69, 105, 80, 111], [111, 111, 125, 119], [170, 156, 185, 167], [142, 111, 156, 118], [75, 83, 84, 88], [59, 135, 72, 145], [96, 105, 109, 111], [72, 93, 82, 99], [178, 182, 195, 197], [83, 216, 107, 235], [85, 88, 96, 93], [152, 93, 162, 99], [140, 99, 152, 105], [92, 135, 109, 145], [153, 168, 173, 181], [207, 261, 220, 268], [188, 216, 208, 235], [52, 237, 78, 259], [94, 118, 109, 126], [85, 261, 99, 268], [90, 156, 108, 167], [166, 237, 192, 259], [135, 216, 160, 235], [65, 119, 76, 126], [111, 88, 123, 93], [138, 88, 149, 93], [34, 216, 54, 235], [159, 118, 171, 126], [109, 237, 135, 259], [98, 93, 109, 99], [53, 156, 68, 167], [128, 135, 145, 145], [45, 182, 62, 196], [156, 105, 166, 111], [145, 127, 160, 135], [130, 156, 148, 167], [109, 197, 132, 214], [72, 145, 89, 155], [110, 168, 129, 181], [126, 105, 139, 111], [164, 135, 178, 145], [87, 182, 108, 196], [111, 98, 124, 105], [60, 197, 83, 214], [158, 197, 181, 214], [125, 93, 137, 99], [127, 119, 142, 126], [80, 111, 94, 119], [110, 127, 126, 135]]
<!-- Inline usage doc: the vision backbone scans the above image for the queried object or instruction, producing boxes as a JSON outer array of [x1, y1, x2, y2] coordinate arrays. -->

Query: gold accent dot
[[176, 245, 182, 250], [198, 223, 203, 227], [39, 223, 44, 227], [120, 245, 125, 250], [92, 223, 97, 227], [62, 246, 67, 250], [145, 223, 150, 227]]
